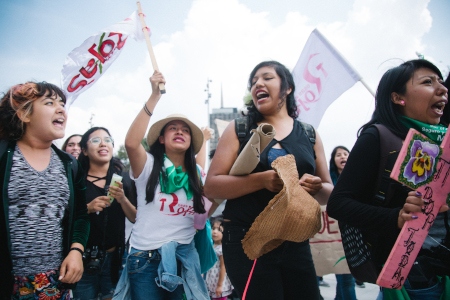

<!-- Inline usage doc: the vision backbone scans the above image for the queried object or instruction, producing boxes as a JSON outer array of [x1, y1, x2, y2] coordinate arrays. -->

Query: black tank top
[[222, 119, 316, 226]]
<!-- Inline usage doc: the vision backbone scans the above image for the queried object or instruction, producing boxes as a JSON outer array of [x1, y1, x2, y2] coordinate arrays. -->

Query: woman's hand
[[59, 245, 84, 283], [215, 285, 223, 298], [299, 173, 323, 195], [108, 181, 126, 203], [149, 70, 165, 97], [87, 196, 111, 214], [262, 170, 284, 193], [398, 191, 450, 228], [201, 126, 213, 142]]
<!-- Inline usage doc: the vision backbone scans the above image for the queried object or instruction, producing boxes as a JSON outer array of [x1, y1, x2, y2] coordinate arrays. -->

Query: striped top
[[9, 146, 69, 276]]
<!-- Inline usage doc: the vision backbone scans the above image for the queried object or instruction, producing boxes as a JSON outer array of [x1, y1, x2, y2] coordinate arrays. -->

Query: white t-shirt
[[129, 152, 204, 250]]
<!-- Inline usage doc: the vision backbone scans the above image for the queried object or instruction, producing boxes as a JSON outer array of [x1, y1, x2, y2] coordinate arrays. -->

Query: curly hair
[[0, 82, 66, 140]]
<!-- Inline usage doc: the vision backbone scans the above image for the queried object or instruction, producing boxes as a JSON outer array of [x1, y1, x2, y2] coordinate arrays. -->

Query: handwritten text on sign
[[377, 127, 450, 289]]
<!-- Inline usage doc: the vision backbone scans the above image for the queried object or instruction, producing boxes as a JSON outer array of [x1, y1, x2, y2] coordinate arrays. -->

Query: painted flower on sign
[[403, 140, 440, 185]]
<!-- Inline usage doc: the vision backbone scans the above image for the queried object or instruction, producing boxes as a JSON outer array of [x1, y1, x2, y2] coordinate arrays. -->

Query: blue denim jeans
[[335, 274, 356, 300], [73, 251, 115, 300], [376, 279, 443, 300], [404, 278, 443, 300], [127, 247, 183, 300]]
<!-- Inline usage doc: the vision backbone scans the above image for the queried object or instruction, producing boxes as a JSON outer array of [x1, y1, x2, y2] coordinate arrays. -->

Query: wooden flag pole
[[137, 1, 166, 94]]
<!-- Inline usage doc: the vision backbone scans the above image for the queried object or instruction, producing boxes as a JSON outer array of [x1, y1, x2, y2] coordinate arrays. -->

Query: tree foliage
[[116, 138, 149, 171]]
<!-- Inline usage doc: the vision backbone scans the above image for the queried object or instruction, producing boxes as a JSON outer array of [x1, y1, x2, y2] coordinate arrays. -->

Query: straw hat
[[242, 154, 322, 260], [146, 114, 204, 154]]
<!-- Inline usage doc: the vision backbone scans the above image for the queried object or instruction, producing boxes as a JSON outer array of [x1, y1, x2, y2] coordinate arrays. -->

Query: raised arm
[[195, 126, 212, 169], [204, 121, 283, 200], [125, 71, 165, 178]]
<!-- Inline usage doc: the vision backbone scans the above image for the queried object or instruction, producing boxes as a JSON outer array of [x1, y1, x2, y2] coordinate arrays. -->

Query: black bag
[[83, 246, 105, 275], [340, 124, 402, 283]]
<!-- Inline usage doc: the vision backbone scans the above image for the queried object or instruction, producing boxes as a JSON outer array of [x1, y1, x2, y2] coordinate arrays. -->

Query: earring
[[400, 100, 405, 105]]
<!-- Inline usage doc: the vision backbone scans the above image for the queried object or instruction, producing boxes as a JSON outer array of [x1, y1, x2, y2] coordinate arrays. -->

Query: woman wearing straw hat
[[122, 71, 211, 300], [204, 61, 333, 299]]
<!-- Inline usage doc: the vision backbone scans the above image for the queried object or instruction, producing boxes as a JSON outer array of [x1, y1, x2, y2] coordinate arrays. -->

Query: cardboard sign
[[310, 205, 350, 276]]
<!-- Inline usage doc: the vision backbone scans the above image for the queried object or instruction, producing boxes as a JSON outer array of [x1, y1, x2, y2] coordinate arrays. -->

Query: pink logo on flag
[[292, 29, 361, 128]]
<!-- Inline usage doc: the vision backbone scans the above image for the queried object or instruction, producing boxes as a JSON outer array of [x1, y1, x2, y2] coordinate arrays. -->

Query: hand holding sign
[[377, 126, 450, 289]]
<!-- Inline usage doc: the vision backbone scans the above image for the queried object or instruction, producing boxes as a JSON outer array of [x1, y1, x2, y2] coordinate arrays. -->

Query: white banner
[[61, 11, 144, 108], [292, 29, 361, 128]]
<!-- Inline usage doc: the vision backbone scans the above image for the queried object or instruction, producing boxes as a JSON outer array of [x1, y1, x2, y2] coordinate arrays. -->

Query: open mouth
[[432, 101, 446, 114], [256, 91, 269, 100], [53, 118, 64, 127]]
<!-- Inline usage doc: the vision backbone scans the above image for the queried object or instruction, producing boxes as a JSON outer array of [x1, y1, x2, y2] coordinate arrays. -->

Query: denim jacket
[[113, 240, 208, 300], [156, 240, 209, 300]]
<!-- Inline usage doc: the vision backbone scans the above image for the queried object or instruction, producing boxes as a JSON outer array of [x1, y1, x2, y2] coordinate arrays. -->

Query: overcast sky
[[1, 0, 448, 163]]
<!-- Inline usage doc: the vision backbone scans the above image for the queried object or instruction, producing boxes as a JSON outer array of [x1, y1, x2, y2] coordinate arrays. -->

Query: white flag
[[61, 11, 144, 108], [292, 29, 361, 128]]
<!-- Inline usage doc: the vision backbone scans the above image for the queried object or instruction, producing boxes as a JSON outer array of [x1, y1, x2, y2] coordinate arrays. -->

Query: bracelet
[[143, 103, 152, 116], [70, 247, 84, 256]]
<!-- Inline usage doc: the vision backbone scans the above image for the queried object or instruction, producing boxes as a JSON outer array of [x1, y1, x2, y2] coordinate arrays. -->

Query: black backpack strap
[[234, 116, 252, 154], [235, 116, 249, 142], [234, 118, 317, 150], [300, 122, 316, 145], [372, 124, 403, 205]]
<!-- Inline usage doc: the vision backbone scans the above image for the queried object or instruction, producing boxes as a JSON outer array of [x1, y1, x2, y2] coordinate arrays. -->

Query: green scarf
[[399, 116, 447, 145], [159, 154, 193, 199]]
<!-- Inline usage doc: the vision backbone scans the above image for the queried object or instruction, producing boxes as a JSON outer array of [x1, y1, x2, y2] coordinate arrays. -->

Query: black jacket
[[0, 140, 90, 297]]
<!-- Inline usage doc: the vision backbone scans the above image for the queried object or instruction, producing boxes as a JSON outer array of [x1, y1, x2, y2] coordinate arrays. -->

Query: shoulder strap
[[372, 124, 403, 204], [235, 116, 249, 143], [234, 116, 252, 154], [300, 122, 316, 145], [234, 117, 317, 148]]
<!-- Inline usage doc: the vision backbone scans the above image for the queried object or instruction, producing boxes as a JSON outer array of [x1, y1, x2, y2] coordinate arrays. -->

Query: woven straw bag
[[242, 154, 322, 260]]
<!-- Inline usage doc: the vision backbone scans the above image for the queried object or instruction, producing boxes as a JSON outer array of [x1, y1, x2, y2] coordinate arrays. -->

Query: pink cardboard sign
[[377, 126, 450, 289]]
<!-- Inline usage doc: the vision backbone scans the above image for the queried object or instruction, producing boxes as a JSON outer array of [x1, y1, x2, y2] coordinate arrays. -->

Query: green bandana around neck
[[399, 116, 447, 145], [159, 154, 193, 199]]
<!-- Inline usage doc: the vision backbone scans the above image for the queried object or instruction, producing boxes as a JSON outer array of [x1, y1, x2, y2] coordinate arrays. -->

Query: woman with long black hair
[[73, 127, 136, 300], [328, 59, 449, 299]]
